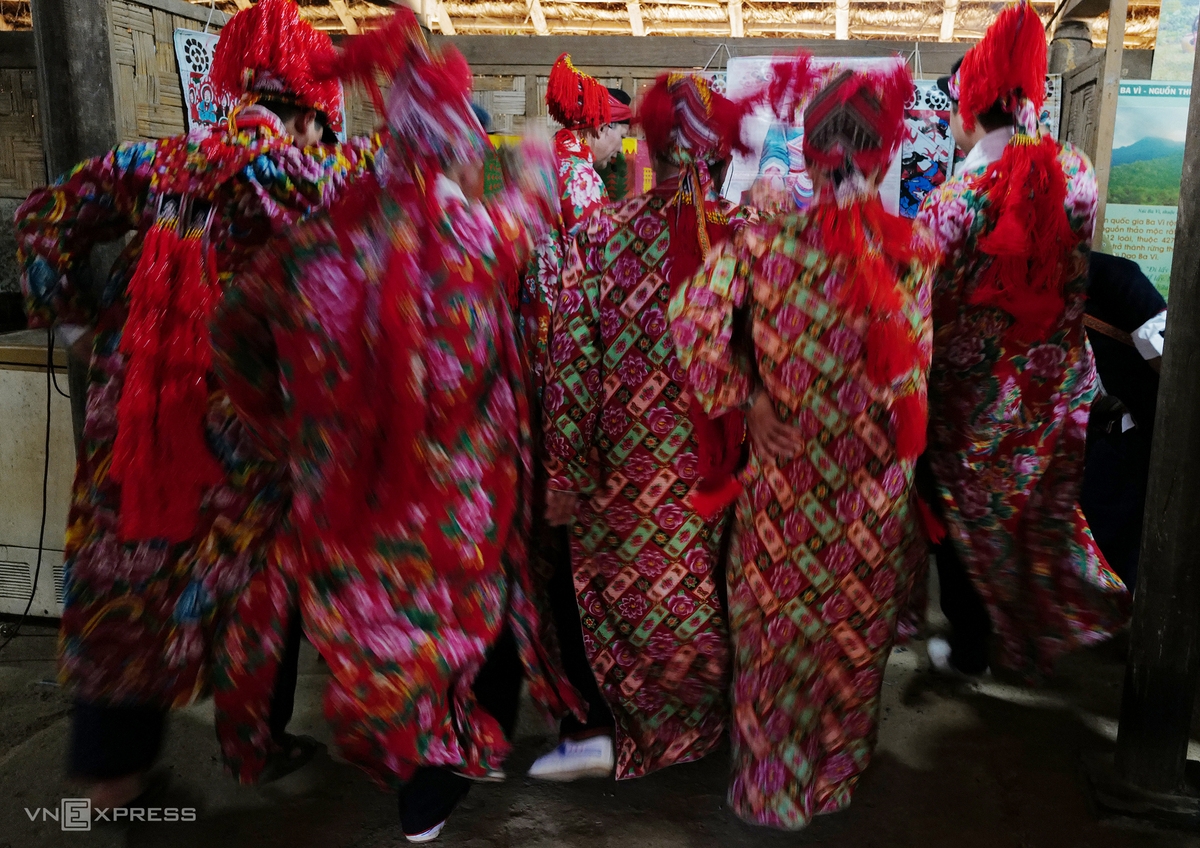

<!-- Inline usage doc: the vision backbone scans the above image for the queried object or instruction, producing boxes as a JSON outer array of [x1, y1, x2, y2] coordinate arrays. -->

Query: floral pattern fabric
[[670, 209, 932, 829], [916, 141, 1129, 677], [211, 142, 581, 788], [519, 128, 609, 398], [542, 184, 737, 779], [14, 109, 376, 708]]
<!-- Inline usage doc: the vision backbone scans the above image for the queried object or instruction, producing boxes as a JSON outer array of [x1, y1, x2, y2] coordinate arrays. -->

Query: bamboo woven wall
[[111, 0, 226, 142], [0, 68, 43, 199]]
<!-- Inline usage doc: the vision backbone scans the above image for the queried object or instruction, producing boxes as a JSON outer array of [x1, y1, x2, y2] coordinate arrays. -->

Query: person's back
[[915, 2, 1128, 679]]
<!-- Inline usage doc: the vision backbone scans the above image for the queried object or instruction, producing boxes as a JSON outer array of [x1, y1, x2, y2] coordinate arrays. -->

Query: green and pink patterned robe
[[670, 207, 932, 829]]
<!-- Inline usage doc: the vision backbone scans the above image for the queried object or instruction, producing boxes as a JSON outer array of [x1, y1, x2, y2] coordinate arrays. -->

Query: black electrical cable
[[0, 329, 54, 652]]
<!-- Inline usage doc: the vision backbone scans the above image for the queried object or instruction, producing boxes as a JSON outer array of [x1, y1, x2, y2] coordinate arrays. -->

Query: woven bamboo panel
[[342, 80, 380, 138], [0, 68, 45, 198], [472, 74, 526, 134], [112, 0, 214, 142]]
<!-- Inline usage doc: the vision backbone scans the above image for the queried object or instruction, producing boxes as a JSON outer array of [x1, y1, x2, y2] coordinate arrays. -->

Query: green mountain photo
[[1107, 150, 1185, 205]]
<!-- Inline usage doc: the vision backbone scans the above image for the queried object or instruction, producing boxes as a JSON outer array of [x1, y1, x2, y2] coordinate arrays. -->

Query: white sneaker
[[927, 636, 990, 678], [404, 821, 446, 844], [527, 735, 615, 781], [927, 636, 954, 673]]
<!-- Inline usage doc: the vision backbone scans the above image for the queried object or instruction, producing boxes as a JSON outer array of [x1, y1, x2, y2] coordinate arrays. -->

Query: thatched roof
[[0, 0, 1163, 48]]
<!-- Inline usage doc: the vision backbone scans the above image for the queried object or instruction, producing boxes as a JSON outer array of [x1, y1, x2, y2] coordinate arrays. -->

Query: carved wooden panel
[[1062, 51, 1103, 162]]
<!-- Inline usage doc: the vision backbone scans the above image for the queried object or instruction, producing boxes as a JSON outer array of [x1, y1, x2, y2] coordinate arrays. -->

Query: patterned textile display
[[14, 107, 378, 708], [211, 17, 580, 787], [917, 0, 1130, 677], [541, 172, 742, 779], [669, 57, 933, 829]]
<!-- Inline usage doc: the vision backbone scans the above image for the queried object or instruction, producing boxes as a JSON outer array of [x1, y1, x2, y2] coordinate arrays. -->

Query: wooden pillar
[[1112, 34, 1200, 800], [1091, 0, 1127, 247], [30, 0, 120, 448]]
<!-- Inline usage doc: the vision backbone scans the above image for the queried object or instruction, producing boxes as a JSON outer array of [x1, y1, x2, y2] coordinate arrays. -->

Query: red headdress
[[763, 52, 930, 460], [316, 10, 487, 167], [546, 53, 630, 129], [639, 72, 753, 168], [953, 2, 1079, 342], [211, 0, 344, 135]]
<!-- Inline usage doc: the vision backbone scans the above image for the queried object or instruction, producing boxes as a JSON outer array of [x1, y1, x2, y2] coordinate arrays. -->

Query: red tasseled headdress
[[547, 53, 618, 129], [316, 11, 487, 166], [956, 2, 1079, 342], [211, 0, 343, 133], [955, 1, 1046, 133], [638, 72, 754, 167], [762, 51, 931, 460]]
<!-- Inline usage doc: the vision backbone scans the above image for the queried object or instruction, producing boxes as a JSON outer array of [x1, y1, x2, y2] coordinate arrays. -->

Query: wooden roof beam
[[728, 0, 743, 36], [939, 0, 959, 41], [627, 0, 646, 34], [834, 0, 849, 38], [526, 0, 549, 34], [329, 0, 360, 33], [392, 0, 456, 34]]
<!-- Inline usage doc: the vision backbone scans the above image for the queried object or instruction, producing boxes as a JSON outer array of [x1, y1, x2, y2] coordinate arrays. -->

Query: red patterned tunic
[[671, 210, 932, 829], [14, 108, 376, 709], [212, 150, 581, 786], [541, 179, 740, 779], [916, 140, 1129, 676]]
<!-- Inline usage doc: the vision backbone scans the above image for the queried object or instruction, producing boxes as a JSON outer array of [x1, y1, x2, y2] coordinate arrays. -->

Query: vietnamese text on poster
[[1100, 81, 1191, 299]]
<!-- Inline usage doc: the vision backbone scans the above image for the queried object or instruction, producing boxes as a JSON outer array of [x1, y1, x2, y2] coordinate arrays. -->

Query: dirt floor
[[0, 616, 1198, 848]]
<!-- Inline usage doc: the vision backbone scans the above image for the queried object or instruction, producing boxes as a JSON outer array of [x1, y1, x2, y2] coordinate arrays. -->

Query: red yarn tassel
[[890, 392, 928, 462], [916, 495, 947, 545], [687, 476, 744, 521], [547, 53, 611, 129]]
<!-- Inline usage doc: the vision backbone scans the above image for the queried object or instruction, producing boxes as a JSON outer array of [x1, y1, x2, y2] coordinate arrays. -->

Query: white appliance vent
[[0, 561, 33, 601]]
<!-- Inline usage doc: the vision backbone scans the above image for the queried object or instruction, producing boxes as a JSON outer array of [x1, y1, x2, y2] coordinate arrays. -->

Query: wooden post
[[1112, 34, 1200, 801], [1091, 0, 1127, 247], [30, 0, 120, 448]]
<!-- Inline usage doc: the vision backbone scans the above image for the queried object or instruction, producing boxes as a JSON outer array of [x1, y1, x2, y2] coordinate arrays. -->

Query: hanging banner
[[1152, 0, 1200, 80], [721, 55, 904, 214], [897, 75, 1061, 218], [1099, 80, 1190, 299], [174, 29, 237, 130], [174, 28, 347, 139]]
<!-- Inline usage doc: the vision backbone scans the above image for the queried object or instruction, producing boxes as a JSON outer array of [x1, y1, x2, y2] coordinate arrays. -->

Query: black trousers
[[398, 628, 524, 835], [546, 525, 614, 738], [69, 612, 304, 780], [916, 456, 992, 675]]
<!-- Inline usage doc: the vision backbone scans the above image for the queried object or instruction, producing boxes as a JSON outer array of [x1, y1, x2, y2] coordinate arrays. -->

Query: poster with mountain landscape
[[1100, 81, 1191, 298]]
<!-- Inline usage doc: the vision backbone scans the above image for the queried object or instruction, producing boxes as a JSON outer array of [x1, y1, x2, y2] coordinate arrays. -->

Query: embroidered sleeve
[[541, 229, 604, 495], [15, 141, 158, 328], [668, 227, 756, 416]]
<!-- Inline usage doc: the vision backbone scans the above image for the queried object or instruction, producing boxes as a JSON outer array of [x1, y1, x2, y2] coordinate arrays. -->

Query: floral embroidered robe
[[519, 128, 609, 397], [542, 180, 739, 779], [211, 151, 580, 787], [670, 211, 933, 829], [916, 141, 1129, 677], [14, 109, 376, 708]]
